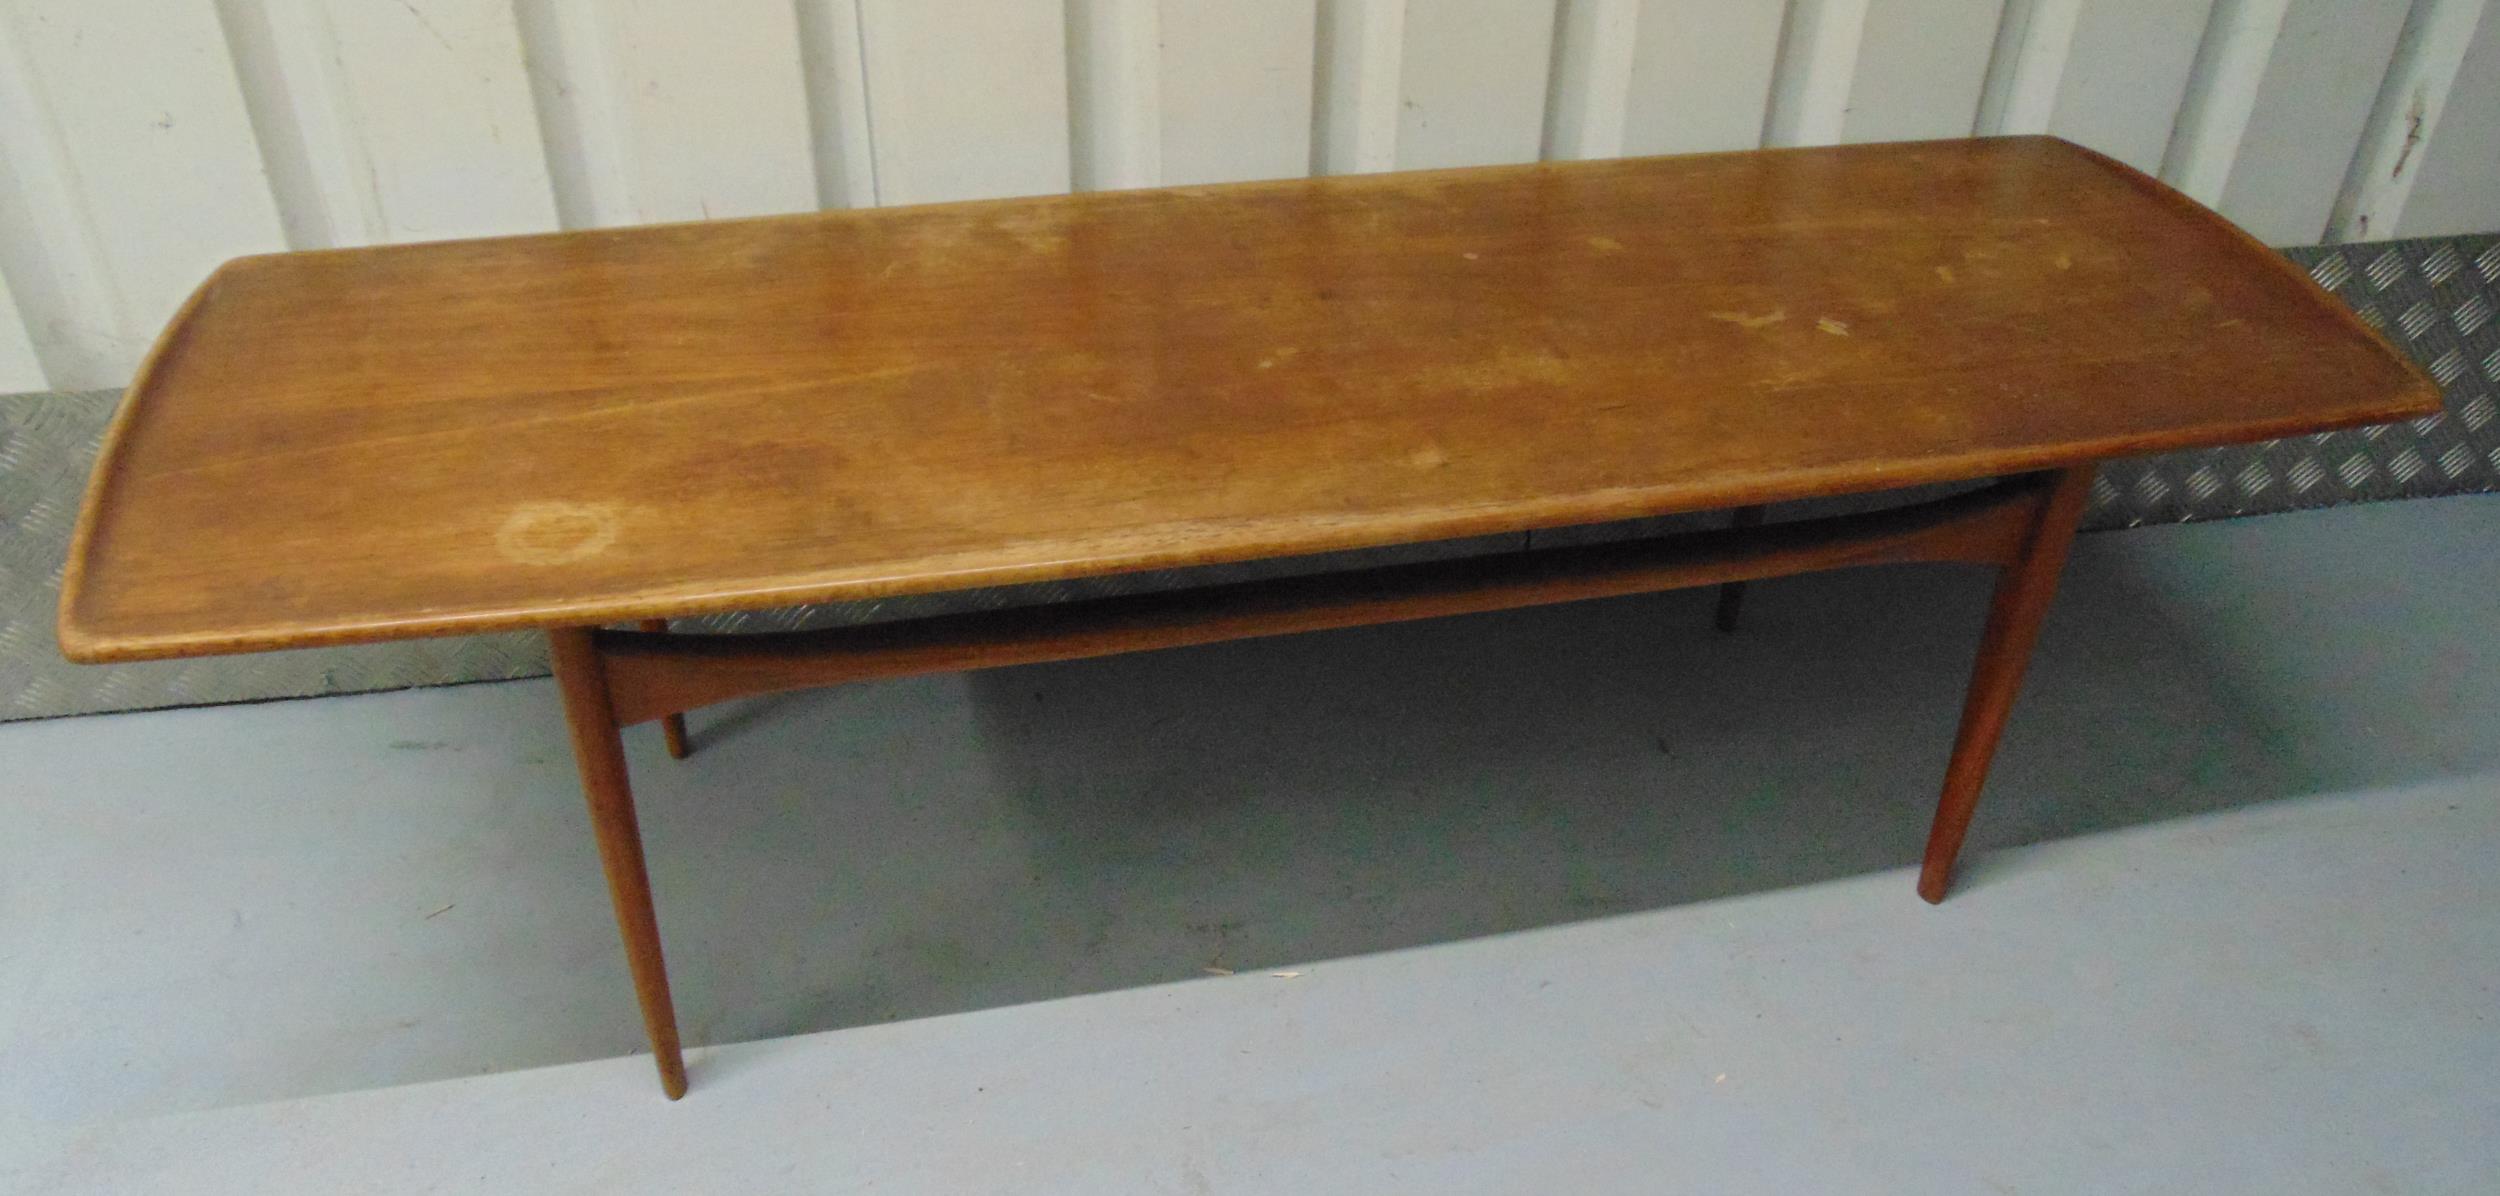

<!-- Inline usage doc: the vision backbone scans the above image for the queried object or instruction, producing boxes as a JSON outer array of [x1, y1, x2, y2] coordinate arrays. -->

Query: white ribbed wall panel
[[1547, 0, 1786, 160], [0, 267, 41, 392], [0, 0, 287, 390], [1394, 0, 1558, 170], [2040, 0, 2216, 173], [0, 0, 2492, 394], [223, 0, 558, 249], [859, 0, 1070, 205], [1160, 1, 1318, 186], [2399, 0, 2500, 237], [1843, 0, 2006, 144], [2216, 0, 2413, 244], [2345, 0, 2495, 241]]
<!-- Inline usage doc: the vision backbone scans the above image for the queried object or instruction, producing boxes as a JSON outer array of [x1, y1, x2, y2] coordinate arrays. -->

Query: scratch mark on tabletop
[[993, 209, 1068, 254], [1708, 309, 1786, 330], [1419, 347, 1576, 391], [147, 371, 926, 484]]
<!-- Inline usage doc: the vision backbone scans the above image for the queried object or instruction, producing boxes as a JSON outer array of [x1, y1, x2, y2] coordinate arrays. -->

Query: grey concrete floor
[[4, 494, 2498, 1191]]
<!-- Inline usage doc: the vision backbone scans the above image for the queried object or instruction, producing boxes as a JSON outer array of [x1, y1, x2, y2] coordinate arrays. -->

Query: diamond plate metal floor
[[4, 234, 2494, 721], [2091, 236, 2500, 524]]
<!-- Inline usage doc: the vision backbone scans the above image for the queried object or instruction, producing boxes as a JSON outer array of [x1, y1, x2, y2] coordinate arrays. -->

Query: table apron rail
[[587, 473, 2059, 728]]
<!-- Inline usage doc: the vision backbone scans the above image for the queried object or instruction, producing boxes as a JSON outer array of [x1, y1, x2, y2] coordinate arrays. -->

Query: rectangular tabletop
[[60, 136, 2435, 663]]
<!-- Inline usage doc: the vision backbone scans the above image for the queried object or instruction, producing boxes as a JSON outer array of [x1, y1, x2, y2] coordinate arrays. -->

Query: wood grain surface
[[59, 136, 2435, 662]]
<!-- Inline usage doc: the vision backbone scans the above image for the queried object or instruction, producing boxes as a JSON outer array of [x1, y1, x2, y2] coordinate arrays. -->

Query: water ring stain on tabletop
[[496, 502, 622, 565]]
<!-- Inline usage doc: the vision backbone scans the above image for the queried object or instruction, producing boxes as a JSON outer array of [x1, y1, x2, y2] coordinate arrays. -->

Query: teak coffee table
[[60, 137, 2434, 1098]]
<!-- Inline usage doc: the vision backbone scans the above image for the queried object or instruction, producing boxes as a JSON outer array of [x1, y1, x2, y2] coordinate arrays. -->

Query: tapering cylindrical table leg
[[550, 627, 690, 1098], [1713, 505, 1767, 631], [636, 619, 692, 759], [1917, 466, 2097, 904]]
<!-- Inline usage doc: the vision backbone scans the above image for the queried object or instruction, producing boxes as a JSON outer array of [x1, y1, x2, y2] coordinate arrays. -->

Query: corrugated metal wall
[[1, 0, 2497, 397]]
